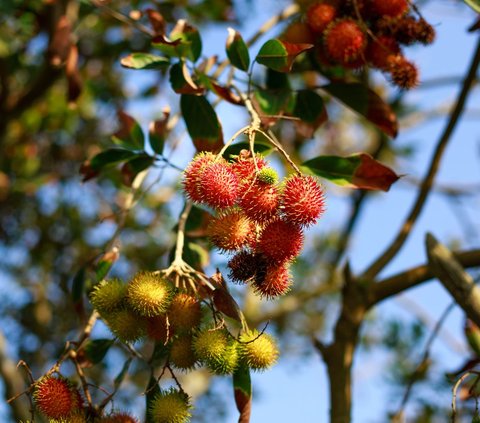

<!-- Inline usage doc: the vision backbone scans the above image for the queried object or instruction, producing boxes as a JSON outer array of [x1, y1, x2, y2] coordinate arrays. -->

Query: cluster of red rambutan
[[183, 150, 325, 298], [286, 0, 435, 89]]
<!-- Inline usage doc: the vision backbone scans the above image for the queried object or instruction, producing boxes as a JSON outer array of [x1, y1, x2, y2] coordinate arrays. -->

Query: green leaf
[[292, 90, 327, 138], [321, 83, 398, 138], [464, 0, 480, 12], [120, 53, 170, 70], [148, 111, 170, 155], [226, 28, 250, 71], [180, 94, 223, 152], [146, 375, 161, 423], [71, 267, 85, 303], [169, 62, 204, 94], [256, 39, 313, 73], [89, 148, 138, 171], [83, 339, 114, 365], [222, 141, 273, 159], [95, 250, 119, 281], [302, 153, 399, 191], [121, 154, 154, 187], [114, 357, 132, 389], [112, 111, 145, 149], [152, 20, 202, 62], [233, 363, 252, 422]]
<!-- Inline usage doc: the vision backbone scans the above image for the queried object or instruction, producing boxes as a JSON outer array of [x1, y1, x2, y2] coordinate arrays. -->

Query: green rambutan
[[169, 335, 198, 370], [90, 279, 126, 315], [256, 167, 279, 185], [49, 411, 87, 423], [104, 308, 146, 342], [238, 329, 279, 371], [168, 293, 202, 331], [126, 271, 174, 317], [33, 376, 82, 419], [149, 388, 192, 423], [257, 219, 304, 262], [207, 209, 256, 251], [192, 328, 238, 374]]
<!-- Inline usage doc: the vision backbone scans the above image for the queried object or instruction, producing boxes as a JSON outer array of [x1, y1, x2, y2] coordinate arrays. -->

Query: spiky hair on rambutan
[[169, 335, 198, 371], [90, 278, 126, 315], [252, 262, 292, 299], [257, 219, 304, 263], [281, 174, 325, 227], [366, 35, 401, 70], [149, 388, 192, 423], [306, 2, 338, 35], [230, 151, 267, 182], [33, 375, 82, 419], [146, 313, 173, 344], [369, 0, 409, 18], [182, 152, 216, 203], [256, 167, 279, 185], [227, 251, 268, 285], [324, 18, 367, 65], [104, 307, 147, 343], [207, 209, 256, 251], [238, 329, 279, 371], [167, 293, 202, 331], [196, 161, 239, 209], [97, 412, 139, 423], [49, 411, 87, 423], [239, 180, 281, 224], [126, 271, 174, 317], [387, 55, 419, 89]]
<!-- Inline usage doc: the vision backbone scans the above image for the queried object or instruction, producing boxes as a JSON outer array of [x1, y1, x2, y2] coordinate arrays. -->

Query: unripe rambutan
[[281, 175, 325, 226], [50, 411, 87, 423], [324, 19, 366, 65], [90, 279, 126, 315], [258, 219, 304, 262], [253, 262, 292, 298], [239, 329, 279, 371], [227, 251, 268, 284], [193, 328, 228, 362], [197, 161, 239, 209], [369, 0, 409, 18], [306, 2, 337, 35], [207, 340, 239, 374], [146, 314, 173, 344], [33, 376, 81, 419], [239, 181, 280, 224], [230, 152, 267, 182], [150, 388, 192, 423], [387, 55, 419, 89], [126, 272, 174, 317], [97, 412, 139, 423], [257, 167, 278, 185], [366, 35, 401, 70], [182, 152, 216, 203], [207, 210, 256, 251], [170, 335, 198, 370], [168, 293, 202, 331], [105, 308, 146, 342]]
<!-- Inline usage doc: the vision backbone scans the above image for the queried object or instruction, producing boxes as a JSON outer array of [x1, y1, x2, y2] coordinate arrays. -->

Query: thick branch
[[362, 35, 480, 281]]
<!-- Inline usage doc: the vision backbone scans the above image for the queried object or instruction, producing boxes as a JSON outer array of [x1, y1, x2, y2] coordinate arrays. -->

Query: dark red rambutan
[[146, 314, 173, 344], [415, 18, 436, 45], [281, 175, 325, 227], [239, 181, 280, 224], [366, 35, 401, 70], [387, 55, 419, 89], [253, 262, 292, 299], [369, 0, 409, 18], [227, 251, 268, 284], [207, 209, 256, 251], [182, 152, 216, 203], [306, 2, 337, 35], [257, 219, 304, 262], [324, 19, 366, 65], [33, 376, 81, 419], [231, 153, 267, 182], [99, 412, 139, 423], [197, 161, 239, 209]]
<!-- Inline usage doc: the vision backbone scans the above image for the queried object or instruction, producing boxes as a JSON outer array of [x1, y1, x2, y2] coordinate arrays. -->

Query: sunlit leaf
[[149, 110, 170, 155], [256, 39, 313, 73], [169, 62, 204, 94], [226, 28, 250, 71], [464, 0, 480, 13], [120, 53, 170, 70], [112, 111, 145, 149]]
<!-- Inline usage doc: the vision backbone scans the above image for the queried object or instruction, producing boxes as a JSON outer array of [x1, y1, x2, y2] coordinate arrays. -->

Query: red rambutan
[[366, 35, 401, 70], [253, 262, 292, 298], [306, 2, 337, 35], [98, 412, 139, 423], [387, 55, 419, 89], [324, 19, 366, 65], [281, 175, 325, 226], [369, 0, 409, 18], [239, 181, 280, 224], [207, 209, 256, 251], [34, 376, 81, 419], [197, 161, 239, 209], [230, 152, 267, 182], [257, 219, 304, 262], [146, 314, 173, 344], [182, 152, 216, 203]]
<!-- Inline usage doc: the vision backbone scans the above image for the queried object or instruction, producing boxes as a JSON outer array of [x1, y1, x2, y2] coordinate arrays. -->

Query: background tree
[[1, 0, 480, 422]]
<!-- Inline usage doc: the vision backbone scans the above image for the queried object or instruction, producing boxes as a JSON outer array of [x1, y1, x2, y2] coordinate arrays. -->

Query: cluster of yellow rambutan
[[183, 150, 325, 298], [284, 0, 435, 89]]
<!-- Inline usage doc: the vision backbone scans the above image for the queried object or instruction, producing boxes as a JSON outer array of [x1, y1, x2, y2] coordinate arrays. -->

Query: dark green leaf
[[89, 148, 138, 171], [233, 363, 252, 422], [322, 82, 368, 114], [121, 154, 154, 187], [83, 339, 114, 365], [71, 267, 85, 303], [256, 39, 313, 73], [148, 111, 170, 155], [120, 53, 170, 70], [180, 94, 223, 152], [292, 90, 327, 138], [152, 20, 202, 62], [112, 111, 145, 149], [169, 62, 204, 94], [226, 28, 250, 71], [464, 0, 480, 13], [302, 153, 399, 191], [114, 357, 132, 389], [222, 141, 273, 159], [146, 375, 161, 423]]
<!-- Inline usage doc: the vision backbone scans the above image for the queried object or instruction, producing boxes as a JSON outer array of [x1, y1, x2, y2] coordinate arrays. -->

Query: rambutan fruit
[[324, 19, 366, 65], [257, 219, 304, 262], [169, 335, 198, 370], [282, 21, 315, 44], [257, 167, 279, 185], [149, 388, 192, 423], [97, 412, 139, 423], [146, 314, 173, 344], [193, 328, 239, 373], [230, 153, 267, 182], [306, 2, 337, 35], [167, 293, 202, 331], [90, 279, 126, 315], [104, 308, 146, 342], [50, 411, 87, 423], [126, 272, 174, 317], [207, 210, 256, 251], [387, 55, 419, 89], [366, 35, 401, 70], [227, 251, 268, 285], [369, 0, 409, 18], [238, 329, 279, 371], [415, 18, 436, 45], [207, 340, 239, 374], [197, 161, 239, 209], [252, 262, 292, 298], [281, 175, 325, 227], [182, 152, 216, 203], [239, 181, 280, 224], [33, 376, 81, 419]]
